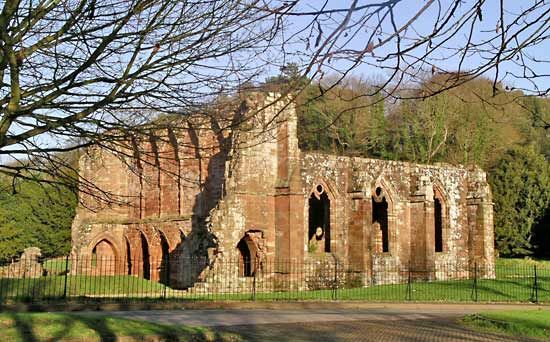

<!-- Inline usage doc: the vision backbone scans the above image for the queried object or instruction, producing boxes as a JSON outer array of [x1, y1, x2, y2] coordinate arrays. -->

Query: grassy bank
[[463, 310, 550, 340], [0, 312, 240, 341]]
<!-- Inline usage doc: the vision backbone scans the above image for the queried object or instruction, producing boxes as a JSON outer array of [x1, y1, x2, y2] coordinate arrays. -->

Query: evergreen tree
[[489, 146, 550, 256], [0, 177, 77, 261]]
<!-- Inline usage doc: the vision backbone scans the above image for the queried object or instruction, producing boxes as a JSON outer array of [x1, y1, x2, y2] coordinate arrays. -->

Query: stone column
[[347, 193, 367, 269], [409, 176, 435, 279], [467, 176, 495, 278], [274, 95, 303, 270]]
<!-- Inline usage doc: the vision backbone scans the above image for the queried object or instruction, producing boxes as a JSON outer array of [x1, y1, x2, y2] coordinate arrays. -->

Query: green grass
[[176, 275, 549, 303], [0, 275, 168, 301], [42, 258, 70, 275], [1, 258, 548, 303], [463, 310, 550, 340], [0, 312, 241, 341]]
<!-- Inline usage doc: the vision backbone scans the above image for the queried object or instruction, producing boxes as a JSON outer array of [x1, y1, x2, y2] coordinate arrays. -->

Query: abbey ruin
[[71, 93, 495, 290]]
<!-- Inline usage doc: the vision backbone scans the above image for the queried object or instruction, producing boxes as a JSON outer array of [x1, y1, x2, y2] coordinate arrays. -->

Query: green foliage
[[296, 77, 389, 158], [307, 241, 318, 254], [0, 177, 77, 262], [385, 78, 531, 169], [489, 146, 550, 257]]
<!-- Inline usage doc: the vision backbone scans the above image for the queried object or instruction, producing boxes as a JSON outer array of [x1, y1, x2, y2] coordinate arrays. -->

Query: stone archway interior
[[140, 233, 151, 280], [434, 197, 444, 252], [126, 239, 132, 275], [159, 233, 170, 284], [237, 236, 260, 277], [372, 187, 389, 253], [92, 239, 116, 273], [308, 184, 331, 253]]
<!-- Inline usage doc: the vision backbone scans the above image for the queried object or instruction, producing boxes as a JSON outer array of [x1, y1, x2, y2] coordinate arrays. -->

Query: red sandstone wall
[[71, 93, 495, 288], [71, 117, 228, 284], [299, 152, 495, 281]]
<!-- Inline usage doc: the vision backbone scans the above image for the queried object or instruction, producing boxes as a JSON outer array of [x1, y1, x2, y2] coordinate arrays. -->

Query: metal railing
[[0, 255, 546, 304]]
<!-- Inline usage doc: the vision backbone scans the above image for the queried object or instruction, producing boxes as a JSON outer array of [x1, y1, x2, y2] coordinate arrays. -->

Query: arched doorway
[[159, 232, 170, 285], [372, 187, 389, 253], [434, 197, 443, 252], [140, 232, 150, 280], [91, 239, 117, 275], [126, 238, 132, 275], [237, 238, 252, 277], [433, 184, 448, 253], [237, 233, 264, 277], [308, 184, 331, 253]]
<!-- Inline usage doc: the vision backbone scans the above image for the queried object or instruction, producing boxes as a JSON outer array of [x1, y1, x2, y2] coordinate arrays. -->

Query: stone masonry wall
[[71, 93, 495, 291]]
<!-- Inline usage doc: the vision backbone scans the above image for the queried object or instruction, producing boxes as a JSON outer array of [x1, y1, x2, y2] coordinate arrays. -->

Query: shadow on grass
[[464, 312, 550, 340], [11, 314, 38, 342], [2, 312, 239, 341]]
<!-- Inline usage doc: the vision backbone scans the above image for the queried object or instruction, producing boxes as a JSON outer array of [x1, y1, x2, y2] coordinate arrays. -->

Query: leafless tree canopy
[[280, 0, 548, 98], [1, 0, 548, 187], [0, 0, 283, 182]]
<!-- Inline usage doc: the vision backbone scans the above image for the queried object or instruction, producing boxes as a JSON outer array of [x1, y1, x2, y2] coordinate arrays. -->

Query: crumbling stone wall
[[300, 154, 495, 283], [72, 92, 495, 291], [71, 116, 228, 287], [0, 247, 44, 278]]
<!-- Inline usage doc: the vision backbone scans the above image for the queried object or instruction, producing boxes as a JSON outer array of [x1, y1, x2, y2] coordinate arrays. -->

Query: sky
[[1, 0, 548, 166], [283, 0, 549, 94]]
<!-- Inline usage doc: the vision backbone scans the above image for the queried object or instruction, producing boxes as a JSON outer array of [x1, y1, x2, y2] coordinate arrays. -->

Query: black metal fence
[[0, 255, 547, 304]]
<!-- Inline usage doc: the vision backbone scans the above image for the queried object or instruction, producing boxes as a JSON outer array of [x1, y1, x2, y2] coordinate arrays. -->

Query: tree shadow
[[5, 312, 238, 342], [10, 313, 38, 342], [167, 111, 242, 289]]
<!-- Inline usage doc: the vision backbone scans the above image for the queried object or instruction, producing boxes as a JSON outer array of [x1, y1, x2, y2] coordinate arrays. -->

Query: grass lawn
[[0, 275, 168, 300], [42, 258, 70, 275], [0, 312, 241, 341], [463, 310, 550, 341], [178, 274, 549, 302]]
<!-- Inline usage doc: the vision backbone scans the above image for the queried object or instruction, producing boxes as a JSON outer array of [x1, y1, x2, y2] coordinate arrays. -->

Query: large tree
[[383, 76, 533, 169], [278, 1, 549, 94], [0, 0, 286, 189], [2, 1, 549, 180]]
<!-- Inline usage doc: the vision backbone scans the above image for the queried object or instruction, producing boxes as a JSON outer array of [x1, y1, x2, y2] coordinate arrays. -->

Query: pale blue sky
[[2, 1, 548, 165], [280, 0, 549, 93]]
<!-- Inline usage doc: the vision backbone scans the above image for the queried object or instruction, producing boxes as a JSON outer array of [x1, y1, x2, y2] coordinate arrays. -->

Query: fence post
[[332, 258, 338, 300], [531, 265, 538, 304], [63, 255, 69, 299], [163, 255, 170, 300], [471, 262, 478, 302], [406, 262, 412, 301], [252, 268, 256, 301]]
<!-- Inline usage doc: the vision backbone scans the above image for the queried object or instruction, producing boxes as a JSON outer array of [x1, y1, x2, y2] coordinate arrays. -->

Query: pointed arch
[[158, 230, 171, 285], [372, 177, 399, 212], [139, 231, 151, 280], [89, 235, 120, 275], [371, 177, 398, 254], [236, 233, 261, 277], [88, 232, 121, 260], [308, 180, 334, 253], [308, 179, 337, 201], [432, 181, 449, 253]]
